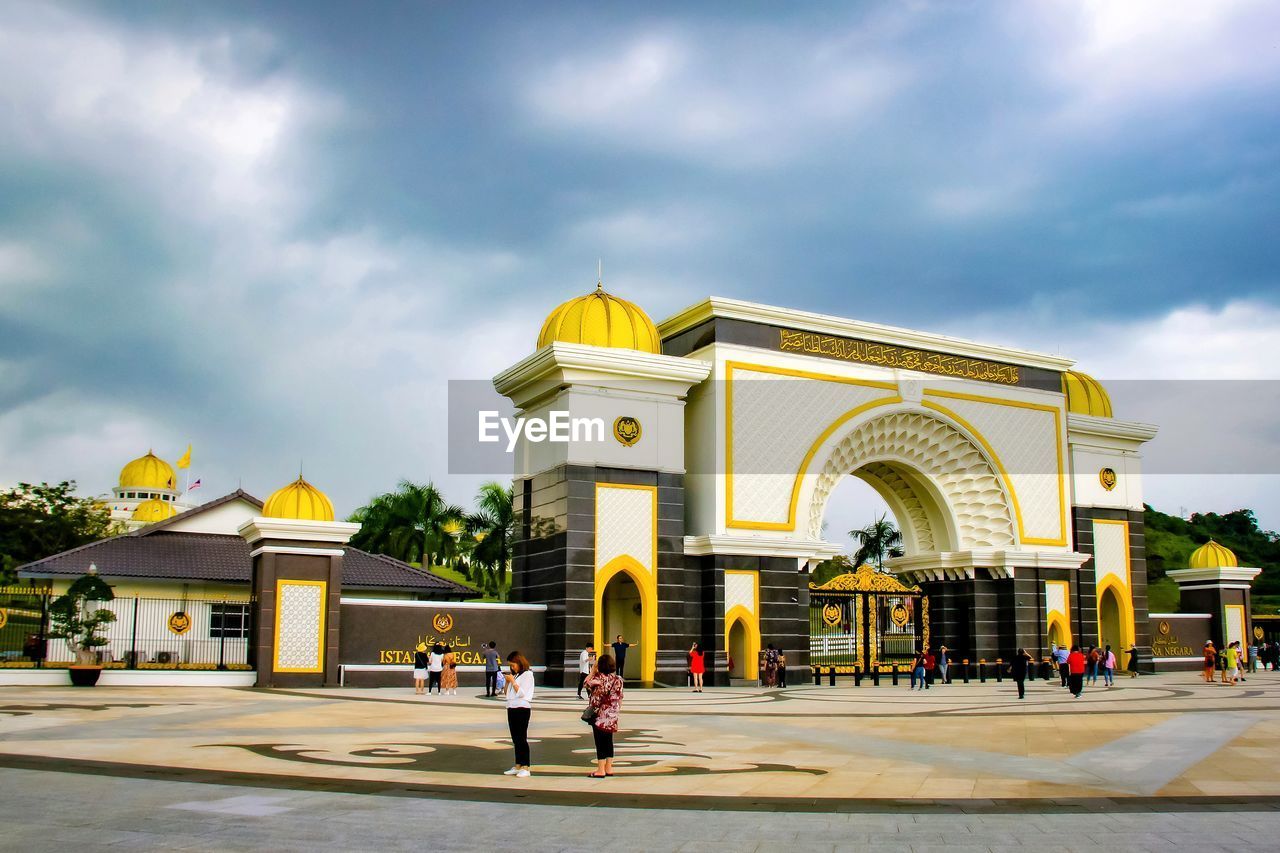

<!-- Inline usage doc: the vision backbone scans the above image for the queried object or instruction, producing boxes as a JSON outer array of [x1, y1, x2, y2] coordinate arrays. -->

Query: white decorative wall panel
[[1045, 581, 1068, 617], [730, 367, 891, 524], [595, 485, 655, 577], [927, 395, 1065, 544], [274, 581, 325, 672], [1224, 606, 1246, 650], [806, 411, 1016, 549], [724, 570, 757, 615], [1092, 520, 1130, 589]]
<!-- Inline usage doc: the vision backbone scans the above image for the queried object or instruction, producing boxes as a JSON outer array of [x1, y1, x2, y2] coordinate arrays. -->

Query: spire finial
[[596, 258, 603, 290]]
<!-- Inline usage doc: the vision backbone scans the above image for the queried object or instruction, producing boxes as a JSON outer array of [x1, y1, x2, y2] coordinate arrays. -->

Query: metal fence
[[0, 588, 253, 670]]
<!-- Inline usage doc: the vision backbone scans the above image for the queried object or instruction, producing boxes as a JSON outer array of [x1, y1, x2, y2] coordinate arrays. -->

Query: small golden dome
[[263, 476, 335, 521], [120, 451, 177, 490], [132, 498, 178, 523], [1188, 539, 1238, 569], [1062, 370, 1113, 418], [537, 283, 661, 354]]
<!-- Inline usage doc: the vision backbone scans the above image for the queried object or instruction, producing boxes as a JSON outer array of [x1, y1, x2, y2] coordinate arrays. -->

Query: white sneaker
[[503, 766, 519, 776], [516, 769, 531, 778]]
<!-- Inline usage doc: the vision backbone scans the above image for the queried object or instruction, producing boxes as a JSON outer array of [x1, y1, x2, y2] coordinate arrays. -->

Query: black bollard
[[961, 659, 970, 683], [872, 666, 881, 687], [995, 659, 1003, 682], [829, 666, 836, 687], [813, 666, 821, 686], [891, 665, 899, 687], [854, 666, 862, 687], [979, 660, 987, 683]]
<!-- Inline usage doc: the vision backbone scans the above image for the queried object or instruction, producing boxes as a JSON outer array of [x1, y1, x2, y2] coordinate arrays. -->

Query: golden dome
[[537, 283, 661, 354], [1062, 370, 1113, 418], [119, 450, 177, 490], [1188, 539, 1238, 569], [263, 476, 335, 521], [132, 498, 178, 523]]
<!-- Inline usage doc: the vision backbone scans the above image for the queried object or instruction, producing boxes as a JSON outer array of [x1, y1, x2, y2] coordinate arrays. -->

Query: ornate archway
[[804, 410, 1018, 553]]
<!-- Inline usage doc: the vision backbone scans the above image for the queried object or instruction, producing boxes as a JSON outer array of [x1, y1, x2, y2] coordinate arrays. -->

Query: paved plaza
[[2, 673, 1279, 850]]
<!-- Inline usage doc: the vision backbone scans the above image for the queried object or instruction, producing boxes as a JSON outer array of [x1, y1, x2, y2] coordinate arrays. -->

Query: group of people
[[1202, 640, 1251, 684], [909, 646, 949, 689], [411, 642, 460, 695], [1049, 643, 1120, 697], [759, 644, 787, 687]]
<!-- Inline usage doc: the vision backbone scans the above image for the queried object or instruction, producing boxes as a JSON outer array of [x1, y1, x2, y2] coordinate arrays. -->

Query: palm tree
[[348, 481, 467, 569], [849, 514, 903, 571], [470, 482, 514, 597]]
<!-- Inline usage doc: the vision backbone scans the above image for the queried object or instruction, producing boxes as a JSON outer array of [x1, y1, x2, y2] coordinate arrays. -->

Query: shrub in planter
[[48, 571, 116, 687]]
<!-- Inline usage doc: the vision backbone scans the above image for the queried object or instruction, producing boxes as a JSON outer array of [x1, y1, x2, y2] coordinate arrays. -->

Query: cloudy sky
[[1, 1, 1277, 546]]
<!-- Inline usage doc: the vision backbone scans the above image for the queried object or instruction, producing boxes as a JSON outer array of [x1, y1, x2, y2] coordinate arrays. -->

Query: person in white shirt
[[502, 651, 535, 777], [577, 642, 595, 699], [427, 643, 445, 695]]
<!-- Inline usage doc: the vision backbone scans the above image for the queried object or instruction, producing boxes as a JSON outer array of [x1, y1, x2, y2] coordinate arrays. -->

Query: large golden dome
[[263, 476, 335, 521], [132, 498, 178, 523], [537, 283, 661, 354], [119, 451, 177, 490], [1188, 539, 1238, 570], [1062, 370, 1113, 418]]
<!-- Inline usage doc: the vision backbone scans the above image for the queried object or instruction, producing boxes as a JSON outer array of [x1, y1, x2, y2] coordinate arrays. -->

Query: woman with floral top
[[583, 653, 624, 778]]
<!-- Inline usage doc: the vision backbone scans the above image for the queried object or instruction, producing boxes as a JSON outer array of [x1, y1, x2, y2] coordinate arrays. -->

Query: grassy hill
[[1144, 505, 1280, 615]]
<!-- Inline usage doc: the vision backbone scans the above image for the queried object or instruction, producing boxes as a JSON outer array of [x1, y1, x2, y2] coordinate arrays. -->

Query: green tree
[[0, 481, 117, 584], [348, 481, 468, 569], [849, 514, 903, 571], [468, 482, 514, 598], [48, 571, 117, 666]]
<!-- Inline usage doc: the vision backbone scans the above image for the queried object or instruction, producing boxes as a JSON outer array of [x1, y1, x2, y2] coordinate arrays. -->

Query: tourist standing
[[1011, 648, 1032, 699], [502, 651, 535, 778], [484, 641, 501, 697], [763, 644, 779, 687], [413, 642, 429, 695], [776, 648, 787, 688], [689, 642, 705, 692], [922, 649, 935, 689], [427, 643, 445, 695], [1248, 642, 1259, 674], [1054, 644, 1070, 688], [611, 635, 635, 681], [583, 654, 624, 778], [1203, 642, 1217, 684], [936, 645, 949, 685], [1126, 644, 1140, 678], [911, 649, 928, 690], [1086, 646, 1100, 685], [1102, 645, 1116, 688], [1225, 642, 1240, 686], [577, 642, 595, 699], [1067, 645, 1086, 698], [441, 644, 458, 695]]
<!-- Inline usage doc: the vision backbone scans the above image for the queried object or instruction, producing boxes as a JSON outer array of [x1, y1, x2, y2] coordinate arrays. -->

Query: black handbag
[[581, 705, 598, 725]]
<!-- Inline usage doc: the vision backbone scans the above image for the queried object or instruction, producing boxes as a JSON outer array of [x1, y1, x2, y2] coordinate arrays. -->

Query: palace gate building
[[494, 285, 1159, 687]]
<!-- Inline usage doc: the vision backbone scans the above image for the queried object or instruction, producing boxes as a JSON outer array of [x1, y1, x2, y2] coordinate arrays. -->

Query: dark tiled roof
[[18, 532, 473, 595]]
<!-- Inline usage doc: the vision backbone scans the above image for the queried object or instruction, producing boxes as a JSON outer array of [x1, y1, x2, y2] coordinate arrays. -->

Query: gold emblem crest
[[1158, 620, 1171, 636], [0, 608, 7, 630], [1099, 468, 1117, 491], [613, 416, 642, 447], [1256, 626, 1266, 641], [432, 613, 454, 634], [821, 602, 842, 627], [890, 603, 910, 628], [167, 611, 191, 635]]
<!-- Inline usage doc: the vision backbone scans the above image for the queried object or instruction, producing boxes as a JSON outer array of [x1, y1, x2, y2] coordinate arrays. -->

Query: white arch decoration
[[806, 410, 1017, 550]]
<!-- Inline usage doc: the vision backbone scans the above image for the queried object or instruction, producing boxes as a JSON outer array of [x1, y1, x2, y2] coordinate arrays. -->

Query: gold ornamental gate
[[809, 564, 929, 672]]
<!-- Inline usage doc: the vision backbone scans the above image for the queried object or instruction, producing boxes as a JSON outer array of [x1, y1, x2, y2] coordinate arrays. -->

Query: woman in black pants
[[583, 654, 624, 778], [502, 651, 535, 777]]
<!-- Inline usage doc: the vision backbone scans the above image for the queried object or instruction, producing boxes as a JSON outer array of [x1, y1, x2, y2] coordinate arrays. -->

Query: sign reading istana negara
[[778, 328, 1021, 385]]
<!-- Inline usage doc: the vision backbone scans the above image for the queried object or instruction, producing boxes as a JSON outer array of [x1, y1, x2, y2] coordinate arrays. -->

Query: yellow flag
[[176, 444, 192, 469]]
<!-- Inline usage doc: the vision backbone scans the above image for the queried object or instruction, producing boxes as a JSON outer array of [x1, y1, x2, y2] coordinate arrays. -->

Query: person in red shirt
[[1067, 645, 1087, 697]]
